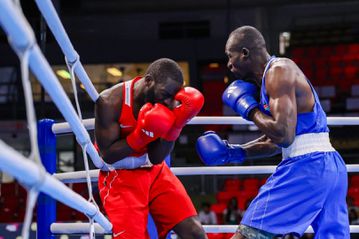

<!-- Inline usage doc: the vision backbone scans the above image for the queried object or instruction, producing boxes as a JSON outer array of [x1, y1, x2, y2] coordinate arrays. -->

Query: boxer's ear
[[144, 75, 155, 87], [242, 47, 250, 58]]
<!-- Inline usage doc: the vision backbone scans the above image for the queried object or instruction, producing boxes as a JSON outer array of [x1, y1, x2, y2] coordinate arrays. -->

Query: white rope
[[54, 164, 359, 183], [18, 43, 39, 239], [81, 144, 96, 239], [67, 56, 83, 120], [67, 58, 100, 239], [34, 0, 99, 102], [0, 0, 107, 169], [0, 140, 113, 232], [50, 223, 359, 234], [51, 116, 359, 135], [22, 188, 39, 239], [9, 3, 45, 238]]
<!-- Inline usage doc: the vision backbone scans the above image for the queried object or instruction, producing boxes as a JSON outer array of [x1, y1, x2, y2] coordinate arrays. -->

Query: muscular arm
[[147, 139, 175, 164], [241, 135, 281, 160], [249, 62, 297, 147], [95, 95, 134, 164]]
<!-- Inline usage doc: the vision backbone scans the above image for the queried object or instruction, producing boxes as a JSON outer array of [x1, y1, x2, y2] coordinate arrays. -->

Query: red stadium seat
[[291, 57, 303, 65], [334, 44, 349, 55], [236, 196, 249, 211], [17, 184, 27, 198], [348, 43, 359, 55], [318, 45, 332, 57], [348, 188, 359, 199], [57, 202, 74, 221], [1, 182, 16, 197], [71, 183, 89, 198], [3, 198, 18, 212], [344, 65, 358, 80], [307, 47, 319, 58], [211, 203, 227, 214], [314, 69, 328, 85], [211, 203, 227, 224], [300, 62, 314, 80], [328, 66, 343, 84], [216, 191, 237, 204], [259, 177, 268, 187], [350, 175, 359, 187], [233, 191, 256, 210], [223, 179, 241, 192], [291, 47, 305, 58], [242, 178, 259, 191]]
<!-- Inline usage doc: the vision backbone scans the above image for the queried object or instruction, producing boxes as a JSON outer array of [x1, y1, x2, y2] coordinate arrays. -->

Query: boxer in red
[[95, 58, 207, 239]]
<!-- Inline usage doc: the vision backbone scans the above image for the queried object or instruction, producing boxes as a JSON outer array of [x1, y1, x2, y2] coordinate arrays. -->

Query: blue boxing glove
[[222, 80, 259, 120], [196, 131, 245, 166]]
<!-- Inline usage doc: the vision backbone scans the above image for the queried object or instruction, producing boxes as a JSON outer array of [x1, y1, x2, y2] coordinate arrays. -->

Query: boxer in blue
[[196, 26, 349, 239]]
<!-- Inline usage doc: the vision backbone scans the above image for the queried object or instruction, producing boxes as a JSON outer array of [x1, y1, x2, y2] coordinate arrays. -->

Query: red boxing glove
[[127, 103, 175, 152], [163, 87, 204, 141]]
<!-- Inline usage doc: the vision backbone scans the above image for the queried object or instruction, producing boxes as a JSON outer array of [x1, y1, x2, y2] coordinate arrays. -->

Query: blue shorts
[[241, 151, 349, 238]]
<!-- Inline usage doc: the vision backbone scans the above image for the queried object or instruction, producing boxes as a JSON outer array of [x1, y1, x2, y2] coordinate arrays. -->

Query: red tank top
[[118, 77, 147, 156], [94, 77, 144, 156], [118, 76, 142, 137]]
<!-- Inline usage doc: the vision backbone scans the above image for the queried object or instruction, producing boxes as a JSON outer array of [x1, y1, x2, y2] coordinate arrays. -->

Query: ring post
[[37, 119, 57, 239]]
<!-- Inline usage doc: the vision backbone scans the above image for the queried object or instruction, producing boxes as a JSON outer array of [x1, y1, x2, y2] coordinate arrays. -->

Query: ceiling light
[[56, 70, 71, 79], [209, 63, 220, 68], [107, 67, 123, 77]]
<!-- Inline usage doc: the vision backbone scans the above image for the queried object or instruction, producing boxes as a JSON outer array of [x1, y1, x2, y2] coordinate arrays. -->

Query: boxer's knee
[[173, 216, 207, 239], [281, 234, 300, 239], [236, 224, 277, 239], [189, 224, 207, 239]]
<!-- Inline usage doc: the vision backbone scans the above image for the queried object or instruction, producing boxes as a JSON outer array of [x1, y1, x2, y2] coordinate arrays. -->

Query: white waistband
[[282, 132, 335, 159], [110, 153, 153, 169]]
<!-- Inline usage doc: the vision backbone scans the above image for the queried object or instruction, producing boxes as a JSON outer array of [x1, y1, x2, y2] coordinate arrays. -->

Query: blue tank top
[[259, 56, 329, 136]]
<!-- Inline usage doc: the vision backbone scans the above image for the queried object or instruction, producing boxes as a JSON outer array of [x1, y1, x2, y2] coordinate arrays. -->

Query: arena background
[[0, 0, 359, 238]]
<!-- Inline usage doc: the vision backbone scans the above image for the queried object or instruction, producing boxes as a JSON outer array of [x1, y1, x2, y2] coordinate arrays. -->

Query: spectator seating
[[291, 44, 359, 94]]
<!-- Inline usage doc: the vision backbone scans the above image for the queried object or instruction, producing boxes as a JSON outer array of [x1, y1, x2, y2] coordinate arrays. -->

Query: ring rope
[[54, 164, 359, 184], [1, 0, 106, 169], [34, 0, 99, 101], [50, 223, 359, 234], [13, 9, 45, 238], [0, 140, 113, 232], [67, 58, 99, 239], [51, 116, 359, 135]]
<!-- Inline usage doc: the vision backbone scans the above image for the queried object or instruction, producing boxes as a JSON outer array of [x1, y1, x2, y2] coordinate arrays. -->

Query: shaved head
[[142, 58, 183, 108], [225, 26, 270, 83], [145, 58, 183, 85], [227, 26, 267, 52]]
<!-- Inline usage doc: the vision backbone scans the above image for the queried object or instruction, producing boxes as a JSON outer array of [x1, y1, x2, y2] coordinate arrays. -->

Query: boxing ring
[[0, 0, 359, 238]]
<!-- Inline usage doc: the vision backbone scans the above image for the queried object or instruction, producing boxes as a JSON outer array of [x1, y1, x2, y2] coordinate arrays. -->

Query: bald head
[[225, 26, 270, 82], [227, 26, 267, 52]]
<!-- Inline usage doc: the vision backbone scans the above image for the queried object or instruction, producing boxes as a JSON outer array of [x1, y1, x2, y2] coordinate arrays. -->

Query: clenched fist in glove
[[163, 87, 204, 141], [127, 103, 175, 152], [196, 131, 245, 166], [222, 80, 259, 120]]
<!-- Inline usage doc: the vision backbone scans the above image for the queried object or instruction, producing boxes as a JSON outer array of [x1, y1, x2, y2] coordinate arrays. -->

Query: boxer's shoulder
[[265, 61, 296, 93], [96, 83, 123, 123], [97, 83, 123, 110]]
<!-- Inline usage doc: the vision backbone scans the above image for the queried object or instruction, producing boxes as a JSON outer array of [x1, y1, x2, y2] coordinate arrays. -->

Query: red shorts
[[98, 162, 197, 239]]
